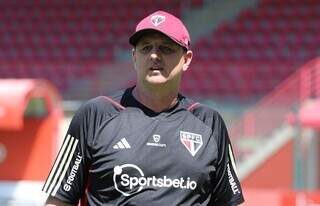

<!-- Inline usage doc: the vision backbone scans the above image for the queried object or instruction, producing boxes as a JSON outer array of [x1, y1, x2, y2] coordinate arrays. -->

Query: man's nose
[[150, 47, 161, 61]]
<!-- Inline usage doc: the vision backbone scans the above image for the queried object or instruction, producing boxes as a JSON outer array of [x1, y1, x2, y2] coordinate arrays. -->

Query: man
[[43, 10, 244, 206]]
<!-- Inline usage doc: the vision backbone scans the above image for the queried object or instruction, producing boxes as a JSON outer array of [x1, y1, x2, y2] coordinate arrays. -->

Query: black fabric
[[43, 87, 244, 205]]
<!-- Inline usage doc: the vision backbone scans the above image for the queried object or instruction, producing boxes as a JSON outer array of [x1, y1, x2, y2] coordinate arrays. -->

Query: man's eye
[[141, 45, 152, 53], [160, 46, 174, 54]]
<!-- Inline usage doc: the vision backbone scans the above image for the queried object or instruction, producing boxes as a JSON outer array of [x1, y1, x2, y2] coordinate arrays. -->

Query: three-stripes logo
[[42, 134, 80, 196], [113, 138, 131, 150]]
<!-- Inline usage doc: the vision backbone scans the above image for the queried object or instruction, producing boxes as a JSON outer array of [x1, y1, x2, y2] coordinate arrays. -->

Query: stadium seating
[[183, 0, 320, 99], [0, 0, 204, 93], [2, 0, 319, 99]]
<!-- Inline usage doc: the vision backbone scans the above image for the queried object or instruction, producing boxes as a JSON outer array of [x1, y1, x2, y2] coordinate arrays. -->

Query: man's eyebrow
[[161, 41, 176, 46], [137, 40, 150, 45], [137, 38, 178, 47]]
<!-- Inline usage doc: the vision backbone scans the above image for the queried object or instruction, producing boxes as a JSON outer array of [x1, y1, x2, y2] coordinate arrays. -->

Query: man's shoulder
[[81, 88, 128, 114], [182, 97, 224, 128], [184, 98, 220, 118]]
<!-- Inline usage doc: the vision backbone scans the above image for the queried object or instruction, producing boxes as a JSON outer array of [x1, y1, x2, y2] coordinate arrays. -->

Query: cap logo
[[151, 15, 166, 26]]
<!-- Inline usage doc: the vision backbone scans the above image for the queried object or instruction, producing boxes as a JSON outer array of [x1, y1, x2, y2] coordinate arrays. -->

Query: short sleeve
[[211, 115, 244, 205], [42, 102, 93, 205]]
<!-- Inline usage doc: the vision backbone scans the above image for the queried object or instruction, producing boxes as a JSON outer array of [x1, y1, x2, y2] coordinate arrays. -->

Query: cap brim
[[129, 29, 157, 46], [129, 29, 187, 50]]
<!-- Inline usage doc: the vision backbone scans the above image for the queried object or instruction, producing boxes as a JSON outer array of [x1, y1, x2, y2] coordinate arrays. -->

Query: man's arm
[[42, 101, 95, 204], [45, 196, 73, 206]]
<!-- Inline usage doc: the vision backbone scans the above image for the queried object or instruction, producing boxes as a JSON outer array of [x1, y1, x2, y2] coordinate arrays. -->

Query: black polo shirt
[[42, 87, 244, 205]]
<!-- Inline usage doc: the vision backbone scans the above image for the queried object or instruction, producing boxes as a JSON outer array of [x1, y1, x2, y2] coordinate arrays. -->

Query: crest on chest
[[180, 131, 203, 157]]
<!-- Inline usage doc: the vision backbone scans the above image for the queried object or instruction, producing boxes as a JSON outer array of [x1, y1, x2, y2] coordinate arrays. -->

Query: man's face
[[132, 32, 192, 86]]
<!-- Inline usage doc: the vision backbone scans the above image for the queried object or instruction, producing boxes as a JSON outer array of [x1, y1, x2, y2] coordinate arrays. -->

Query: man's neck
[[133, 85, 179, 113]]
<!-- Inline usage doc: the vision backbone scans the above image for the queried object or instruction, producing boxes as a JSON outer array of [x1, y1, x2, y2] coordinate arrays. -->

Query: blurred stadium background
[[0, 0, 319, 205]]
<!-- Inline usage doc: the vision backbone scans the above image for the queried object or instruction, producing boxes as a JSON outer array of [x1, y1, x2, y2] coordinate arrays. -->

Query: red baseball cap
[[129, 10, 190, 50]]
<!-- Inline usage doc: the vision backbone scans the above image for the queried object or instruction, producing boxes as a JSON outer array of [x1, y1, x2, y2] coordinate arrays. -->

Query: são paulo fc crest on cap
[[151, 15, 166, 26], [180, 131, 203, 156]]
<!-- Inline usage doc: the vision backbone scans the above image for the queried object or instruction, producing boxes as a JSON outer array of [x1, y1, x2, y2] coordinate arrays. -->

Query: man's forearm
[[45, 196, 73, 206]]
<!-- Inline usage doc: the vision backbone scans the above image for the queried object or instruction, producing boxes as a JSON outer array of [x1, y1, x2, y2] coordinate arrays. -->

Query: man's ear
[[182, 50, 193, 72], [132, 48, 137, 70]]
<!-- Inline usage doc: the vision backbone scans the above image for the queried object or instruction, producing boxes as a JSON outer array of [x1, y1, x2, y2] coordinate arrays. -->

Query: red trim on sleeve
[[187, 102, 200, 111], [80, 192, 88, 206], [103, 96, 125, 110]]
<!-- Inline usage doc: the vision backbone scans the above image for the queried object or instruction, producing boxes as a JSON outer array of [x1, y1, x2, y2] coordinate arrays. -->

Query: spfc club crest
[[180, 131, 203, 156], [151, 15, 166, 26]]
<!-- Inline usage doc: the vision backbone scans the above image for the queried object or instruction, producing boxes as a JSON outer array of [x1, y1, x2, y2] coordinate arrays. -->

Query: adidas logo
[[113, 138, 131, 149]]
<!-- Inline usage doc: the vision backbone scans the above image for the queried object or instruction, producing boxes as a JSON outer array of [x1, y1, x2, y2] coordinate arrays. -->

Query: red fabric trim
[[80, 193, 87, 206], [103, 96, 125, 110], [187, 102, 200, 111]]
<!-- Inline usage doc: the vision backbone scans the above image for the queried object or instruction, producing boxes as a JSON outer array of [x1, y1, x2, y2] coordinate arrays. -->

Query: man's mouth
[[150, 67, 163, 71]]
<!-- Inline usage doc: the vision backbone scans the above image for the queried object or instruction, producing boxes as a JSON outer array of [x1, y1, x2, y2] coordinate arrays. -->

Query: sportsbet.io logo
[[113, 164, 197, 196]]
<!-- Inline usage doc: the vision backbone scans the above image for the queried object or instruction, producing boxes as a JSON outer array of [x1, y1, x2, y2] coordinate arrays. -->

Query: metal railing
[[230, 57, 320, 140]]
